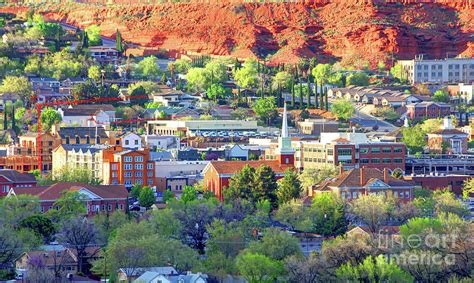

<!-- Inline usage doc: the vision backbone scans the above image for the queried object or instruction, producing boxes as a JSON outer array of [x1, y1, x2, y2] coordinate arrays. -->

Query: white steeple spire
[[281, 102, 288, 138], [404, 117, 409, 128]]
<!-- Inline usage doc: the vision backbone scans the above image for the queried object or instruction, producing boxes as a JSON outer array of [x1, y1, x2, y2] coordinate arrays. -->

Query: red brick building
[[426, 117, 468, 154], [0, 170, 37, 197], [8, 182, 128, 216], [310, 167, 415, 202], [407, 102, 451, 121], [404, 174, 470, 196], [102, 147, 156, 189]]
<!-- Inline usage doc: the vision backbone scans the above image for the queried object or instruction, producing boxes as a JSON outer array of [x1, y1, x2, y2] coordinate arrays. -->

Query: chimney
[[339, 166, 344, 175], [360, 167, 365, 186], [383, 168, 389, 183]]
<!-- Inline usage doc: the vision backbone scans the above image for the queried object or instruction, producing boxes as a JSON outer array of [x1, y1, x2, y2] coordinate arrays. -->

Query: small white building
[[58, 105, 116, 127], [144, 135, 180, 150], [120, 132, 142, 149]]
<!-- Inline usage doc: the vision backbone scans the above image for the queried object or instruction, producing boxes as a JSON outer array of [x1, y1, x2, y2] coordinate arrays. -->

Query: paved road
[[350, 110, 396, 130]]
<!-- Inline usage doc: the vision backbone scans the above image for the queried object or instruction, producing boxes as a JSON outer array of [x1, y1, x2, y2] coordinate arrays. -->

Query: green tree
[[19, 214, 56, 242], [272, 71, 292, 90], [206, 83, 227, 101], [236, 252, 285, 283], [205, 59, 228, 83], [390, 64, 407, 83], [135, 56, 161, 80], [433, 190, 469, 217], [87, 65, 101, 82], [130, 183, 142, 199], [225, 164, 255, 202], [462, 178, 474, 199], [138, 186, 155, 209], [349, 194, 394, 233], [0, 76, 32, 103], [115, 29, 124, 54], [181, 185, 197, 204], [401, 125, 427, 153], [309, 193, 347, 236], [252, 96, 277, 125], [336, 255, 414, 282], [276, 169, 302, 205], [330, 99, 355, 121], [433, 88, 450, 103], [47, 191, 87, 223], [246, 228, 302, 260], [327, 71, 345, 87], [298, 165, 338, 191], [40, 107, 61, 131], [233, 58, 258, 88], [345, 72, 370, 86], [85, 24, 102, 46], [312, 64, 332, 85], [170, 59, 192, 74], [252, 165, 278, 207], [186, 67, 210, 92]]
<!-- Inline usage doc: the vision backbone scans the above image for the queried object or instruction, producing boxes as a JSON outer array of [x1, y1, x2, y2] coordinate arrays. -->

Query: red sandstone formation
[[2, 1, 473, 67]]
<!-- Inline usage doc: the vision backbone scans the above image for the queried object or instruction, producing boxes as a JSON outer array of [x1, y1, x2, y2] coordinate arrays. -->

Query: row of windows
[[360, 147, 403, 154], [124, 156, 144, 162], [360, 158, 403, 164], [65, 136, 101, 144], [341, 191, 410, 199], [124, 179, 154, 185]]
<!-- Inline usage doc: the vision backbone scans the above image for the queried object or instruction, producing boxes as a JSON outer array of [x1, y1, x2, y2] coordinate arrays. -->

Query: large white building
[[398, 57, 474, 84]]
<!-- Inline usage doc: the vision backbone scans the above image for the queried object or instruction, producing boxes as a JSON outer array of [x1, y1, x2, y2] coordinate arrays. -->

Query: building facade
[[0, 170, 36, 196], [406, 102, 451, 121], [398, 57, 474, 84]]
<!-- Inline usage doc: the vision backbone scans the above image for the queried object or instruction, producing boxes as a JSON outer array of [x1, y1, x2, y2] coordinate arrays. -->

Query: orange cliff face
[[2, 0, 473, 67]]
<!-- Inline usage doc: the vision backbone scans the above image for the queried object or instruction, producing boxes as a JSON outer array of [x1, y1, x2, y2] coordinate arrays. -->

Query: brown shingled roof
[[322, 168, 413, 188], [11, 182, 128, 201], [0, 170, 36, 183], [210, 160, 293, 175]]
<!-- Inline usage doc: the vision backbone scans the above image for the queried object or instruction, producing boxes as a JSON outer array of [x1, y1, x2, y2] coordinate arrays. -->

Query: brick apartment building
[[102, 147, 156, 189], [406, 102, 451, 121], [7, 182, 128, 216], [0, 170, 37, 197], [288, 137, 406, 171]]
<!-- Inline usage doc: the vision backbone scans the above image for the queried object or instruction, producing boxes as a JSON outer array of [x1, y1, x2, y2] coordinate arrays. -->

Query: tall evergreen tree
[[306, 75, 311, 109], [115, 29, 124, 54], [291, 80, 295, 108], [299, 81, 303, 110], [320, 86, 325, 110], [11, 105, 15, 131], [3, 107, 7, 130], [325, 88, 329, 110], [82, 31, 89, 49], [314, 81, 319, 109]]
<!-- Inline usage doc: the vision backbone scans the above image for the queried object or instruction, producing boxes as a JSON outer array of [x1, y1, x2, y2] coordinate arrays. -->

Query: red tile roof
[[317, 168, 413, 189], [210, 160, 293, 175], [11, 182, 128, 201]]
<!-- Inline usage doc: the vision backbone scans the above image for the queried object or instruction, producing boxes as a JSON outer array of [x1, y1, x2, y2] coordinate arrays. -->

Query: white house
[[120, 132, 142, 149], [58, 105, 116, 127], [144, 135, 180, 150]]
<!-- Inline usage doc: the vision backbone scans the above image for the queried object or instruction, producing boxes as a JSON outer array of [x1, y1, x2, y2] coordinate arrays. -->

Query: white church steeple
[[277, 102, 294, 165]]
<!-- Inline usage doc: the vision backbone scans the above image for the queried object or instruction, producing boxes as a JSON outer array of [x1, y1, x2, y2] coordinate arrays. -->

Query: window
[[337, 148, 352, 156], [125, 172, 132, 177], [75, 136, 80, 144], [371, 147, 380, 153], [96, 136, 100, 144], [352, 192, 358, 199], [405, 191, 410, 198], [135, 179, 143, 185], [135, 171, 143, 177], [394, 158, 403, 163], [48, 141, 53, 146], [112, 172, 118, 178], [147, 163, 153, 169], [359, 148, 369, 154], [135, 156, 143, 162], [360, 158, 369, 164], [124, 164, 132, 170], [134, 140, 139, 145], [371, 158, 380, 163], [393, 147, 403, 153], [125, 140, 129, 145], [383, 158, 392, 163], [147, 171, 153, 177], [124, 179, 132, 185], [135, 164, 143, 170], [111, 164, 118, 170], [124, 156, 132, 162], [341, 192, 346, 199], [382, 147, 391, 153], [148, 179, 153, 185], [107, 204, 112, 211], [86, 136, 90, 144]]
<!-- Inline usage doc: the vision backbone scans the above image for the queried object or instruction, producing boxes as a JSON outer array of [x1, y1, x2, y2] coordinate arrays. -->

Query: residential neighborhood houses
[[0, 6, 472, 283]]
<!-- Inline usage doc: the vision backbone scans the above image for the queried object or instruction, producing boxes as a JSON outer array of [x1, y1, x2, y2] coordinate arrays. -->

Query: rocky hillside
[[4, 0, 474, 67]]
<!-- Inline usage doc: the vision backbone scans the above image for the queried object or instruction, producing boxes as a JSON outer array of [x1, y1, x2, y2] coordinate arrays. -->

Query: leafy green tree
[[205, 59, 228, 83], [19, 214, 56, 242], [181, 185, 197, 204], [252, 96, 277, 125], [345, 72, 370, 86], [312, 64, 332, 85], [130, 183, 142, 199], [128, 80, 160, 95], [233, 58, 258, 88], [401, 125, 427, 153], [236, 252, 285, 283], [349, 194, 394, 233], [327, 71, 345, 87], [225, 164, 255, 202], [298, 165, 338, 191], [330, 99, 355, 121], [53, 166, 101, 184], [276, 169, 302, 205], [138, 186, 155, 208], [462, 178, 474, 199], [433, 88, 450, 103], [93, 211, 129, 242], [135, 56, 161, 80], [433, 190, 469, 217], [272, 71, 293, 90], [149, 209, 182, 238], [390, 64, 407, 83], [47, 191, 87, 223], [0, 226, 26, 279], [186, 67, 210, 92], [170, 59, 192, 74], [87, 65, 101, 82], [0, 195, 40, 227], [309, 193, 347, 236], [40, 107, 61, 131], [0, 76, 32, 103], [85, 24, 102, 46], [206, 83, 227, 101], [246, 228, 302, 260], [336, 255, 414, 282]]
